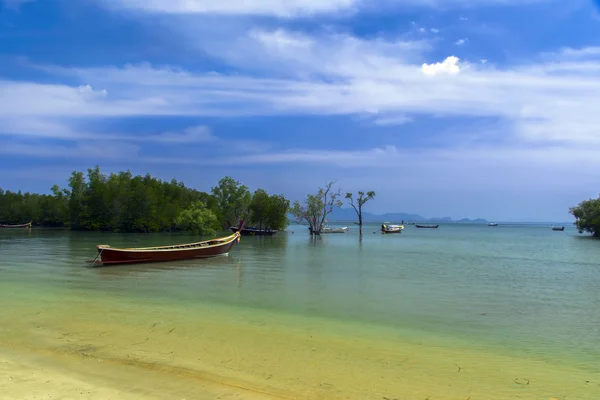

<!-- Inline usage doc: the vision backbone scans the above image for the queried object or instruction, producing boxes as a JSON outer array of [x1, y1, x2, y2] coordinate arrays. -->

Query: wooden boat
[[88, 222, 245, 266], [227, 221, 277, 236], [320, 226, 349, 234], [381, 224, 404, 234], [231, 227, 277, 236], [415, 224, 439, 229], [552, 226, 565, 231], [0, 221, 32, 229]]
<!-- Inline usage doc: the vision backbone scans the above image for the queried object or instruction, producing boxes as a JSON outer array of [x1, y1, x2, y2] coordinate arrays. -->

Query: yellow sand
[[1, 286, 598, 400]]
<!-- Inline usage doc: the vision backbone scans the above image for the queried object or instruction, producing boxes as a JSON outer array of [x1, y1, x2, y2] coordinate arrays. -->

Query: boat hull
[[0, 222, 32, 229], [552, 227, 565, 231], [230, 227, 277, 236], [381, 224, 404, 234], [319, 226, 349, 234], [415, 225, 439, 229], [92, 233, 240, 266], [382, 229, 403, 234]]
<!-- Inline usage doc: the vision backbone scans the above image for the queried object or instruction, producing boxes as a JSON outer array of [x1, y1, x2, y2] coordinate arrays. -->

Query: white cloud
[[430, 28, 440, 33], [454, 38, 468, 46], [421, 56, 461, 76], [149, 125, 215, 143], [4, 28, 600, 157], [556, 46, 600, 59], [99, 0, 564, 18], [373, 115, 413, 126], [102, 0, 358, 17]]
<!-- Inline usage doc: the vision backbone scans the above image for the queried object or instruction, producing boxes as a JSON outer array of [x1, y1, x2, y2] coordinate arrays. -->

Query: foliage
[[249, 189, 270, 228], [570, 196, 600, 237], [345, 191, 376, 235], [265, 194, 290, 230], [291, 182, 342, 234], [0, 167, 290, 234], [0, 187, 68, 227], [248, 190, 290, 230], [175, 202, 219, 236], [211, 177, 252, 227]]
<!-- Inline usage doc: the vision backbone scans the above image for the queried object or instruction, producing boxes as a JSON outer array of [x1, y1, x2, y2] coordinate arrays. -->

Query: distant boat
[[321, 226, 349, 234], [552, 226, 565, 231], [0, 221, 32, 229], [488, 223, 498, 227], [416, 224, 439, 229], [381, 224, 404, 234]]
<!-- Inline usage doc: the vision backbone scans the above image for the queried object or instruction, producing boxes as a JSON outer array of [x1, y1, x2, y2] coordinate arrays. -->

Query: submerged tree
[[265, 194, 290, 231], [345, 191, 376, 236], [291, 182, 342, 235], [570, 196, 600, 237], [248, 190, 290, 231]]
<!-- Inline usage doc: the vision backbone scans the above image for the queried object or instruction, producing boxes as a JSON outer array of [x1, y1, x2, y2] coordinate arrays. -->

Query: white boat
[[321, 226, 349, 234], [488, 222, 498, 227], [381, 224, 404, 234]]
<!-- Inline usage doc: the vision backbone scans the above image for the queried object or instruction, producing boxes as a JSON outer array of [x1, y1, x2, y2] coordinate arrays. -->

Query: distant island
[[289, 208, 488, 224]]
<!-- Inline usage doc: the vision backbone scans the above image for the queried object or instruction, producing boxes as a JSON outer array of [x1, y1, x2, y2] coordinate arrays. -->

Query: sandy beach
[[1, 287, 598, 400], [0, 346, 280, 400]]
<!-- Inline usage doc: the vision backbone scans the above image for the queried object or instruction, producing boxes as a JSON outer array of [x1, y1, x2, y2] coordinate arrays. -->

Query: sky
[[1, 0, 600, 222]]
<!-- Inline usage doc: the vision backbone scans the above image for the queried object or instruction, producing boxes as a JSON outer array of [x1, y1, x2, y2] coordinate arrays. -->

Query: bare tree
[[345, 191, 376, 236], [291, 182, 342, 235]]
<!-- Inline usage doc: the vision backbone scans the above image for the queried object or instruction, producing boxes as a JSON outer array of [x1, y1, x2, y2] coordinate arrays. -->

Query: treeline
[[0, 167, 289, 234]]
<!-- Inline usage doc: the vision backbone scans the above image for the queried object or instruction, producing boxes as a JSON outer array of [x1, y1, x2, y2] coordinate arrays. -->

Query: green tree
[[570, 196, 600, 237], [291, 182, 342, 235], [176, 202, 219, 235], [265, 194, 290, 231], [211, 177, 251, 227], [249, 189, 270, 229], [345, 191, 376, 236]]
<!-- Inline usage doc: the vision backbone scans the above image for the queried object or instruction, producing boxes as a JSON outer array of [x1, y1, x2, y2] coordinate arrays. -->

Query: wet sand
[[1, 285, 598, 400]]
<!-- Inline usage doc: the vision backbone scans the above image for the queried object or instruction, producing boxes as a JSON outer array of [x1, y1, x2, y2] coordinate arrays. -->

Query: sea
[[1, 223, 599, 399]]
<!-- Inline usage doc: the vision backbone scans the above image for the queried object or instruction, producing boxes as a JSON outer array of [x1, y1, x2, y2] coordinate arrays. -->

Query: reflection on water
[[1, 224, 600, 399]]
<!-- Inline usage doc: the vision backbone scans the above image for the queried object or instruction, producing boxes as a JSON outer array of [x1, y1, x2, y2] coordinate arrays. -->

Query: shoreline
[[0, 346, 280, 400], [2, 288, 598, 400]]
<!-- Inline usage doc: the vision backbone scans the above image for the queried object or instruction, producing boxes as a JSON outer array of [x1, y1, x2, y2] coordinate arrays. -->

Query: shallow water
[[1, 224, 599, 399]]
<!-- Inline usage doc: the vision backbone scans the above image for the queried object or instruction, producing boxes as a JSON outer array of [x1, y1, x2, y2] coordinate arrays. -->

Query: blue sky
[[1, 0, 600, 221]]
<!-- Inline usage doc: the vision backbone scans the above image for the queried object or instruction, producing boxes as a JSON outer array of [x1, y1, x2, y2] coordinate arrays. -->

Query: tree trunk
[[359, 215, 363, 236]]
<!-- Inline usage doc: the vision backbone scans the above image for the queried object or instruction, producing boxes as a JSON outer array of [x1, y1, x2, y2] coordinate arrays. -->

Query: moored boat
[[552, 226, 565, 231], [0, 221, 32, 229], [321, 226, 349, 234], [415, 224, 439, 229], [227, 220, 277, 236], [88, 222, 245, 266], [231, 227, 277, 236], [381, 224, 404, 234], [488, 223, 498, 227]]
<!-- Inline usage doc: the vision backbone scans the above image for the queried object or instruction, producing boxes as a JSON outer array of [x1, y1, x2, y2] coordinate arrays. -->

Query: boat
[[320, 226, 349, 234], [488, 223, 498, 227], [552, 226, 565, 231], [0, 221, 32, 229], [381, 224, 404, 234], [87, 222, 244, 266], [415, 224, 439, 229], [231, 226, 277, 236], [227, 221, 277, 236]]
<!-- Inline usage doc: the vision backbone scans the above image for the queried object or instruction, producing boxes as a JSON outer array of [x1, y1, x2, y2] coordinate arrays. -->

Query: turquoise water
[[1, 223, 599, 398]]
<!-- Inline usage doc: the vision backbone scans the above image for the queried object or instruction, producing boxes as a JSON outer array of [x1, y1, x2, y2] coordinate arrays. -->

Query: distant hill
[[288, 208, 488, 224]]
